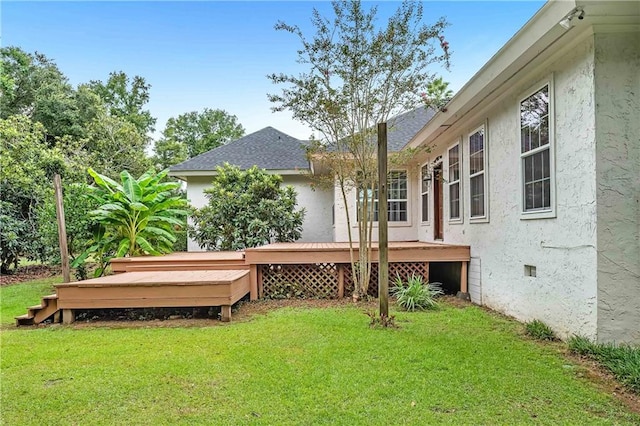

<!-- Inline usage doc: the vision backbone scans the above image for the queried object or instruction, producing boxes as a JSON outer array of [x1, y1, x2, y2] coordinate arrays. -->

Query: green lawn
[[1, 280, 638, 425]]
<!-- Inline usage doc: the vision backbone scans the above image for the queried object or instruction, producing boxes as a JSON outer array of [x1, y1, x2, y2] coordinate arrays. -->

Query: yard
[[1, 277, 639, 424]]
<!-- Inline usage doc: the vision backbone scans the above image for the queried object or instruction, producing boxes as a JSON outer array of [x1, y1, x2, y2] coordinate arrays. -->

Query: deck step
[[16, 293, 60, 326], [15, 314, 35, 326]]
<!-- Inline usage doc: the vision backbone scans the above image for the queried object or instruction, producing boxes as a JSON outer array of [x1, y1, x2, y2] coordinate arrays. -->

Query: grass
[[0, 276, 61, 325], [525, 319, 557, 341], [1, 280, 639, 424], [569, 336, 640, 394]]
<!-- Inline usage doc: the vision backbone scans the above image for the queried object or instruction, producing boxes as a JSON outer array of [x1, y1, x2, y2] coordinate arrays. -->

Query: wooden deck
[[16, 241, 470, 326], [56, 270, 250, 323]]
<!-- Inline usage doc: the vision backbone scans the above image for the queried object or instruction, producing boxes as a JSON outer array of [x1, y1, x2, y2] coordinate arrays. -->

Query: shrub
[[392, 274, 443, 311], [568, 336, 640, 394], [525, 319, 556, 341], [190, 164, 305, 251]]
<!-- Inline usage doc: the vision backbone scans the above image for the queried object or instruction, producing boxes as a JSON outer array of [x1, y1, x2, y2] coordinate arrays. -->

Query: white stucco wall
[[184, 173, 333, 251], [332, 168, 420, 242], [594, 31, 640, 344], [416, 35, 600, 340]]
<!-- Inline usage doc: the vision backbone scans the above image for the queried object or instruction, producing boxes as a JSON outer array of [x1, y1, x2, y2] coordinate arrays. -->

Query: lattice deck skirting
[[260, 262, 428, 299]]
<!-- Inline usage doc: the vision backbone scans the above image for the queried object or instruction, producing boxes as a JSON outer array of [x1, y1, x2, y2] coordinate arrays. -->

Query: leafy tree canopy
[[154, 108, 245, 169], [87, 71, 156, 136], [191, 164, 305, 251]]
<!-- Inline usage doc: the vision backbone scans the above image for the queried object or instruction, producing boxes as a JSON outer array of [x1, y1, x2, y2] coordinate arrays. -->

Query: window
[[448, 144, 461, 221], [421, 164, 429, 222], [357, 171, 408, 222], [520, 84, 553, 215], [469, 126, 487, 219]]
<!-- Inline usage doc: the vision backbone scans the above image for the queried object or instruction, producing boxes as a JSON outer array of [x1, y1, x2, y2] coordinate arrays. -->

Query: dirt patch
[[564, 350, 640, 414], [0, 265, 60, 286]]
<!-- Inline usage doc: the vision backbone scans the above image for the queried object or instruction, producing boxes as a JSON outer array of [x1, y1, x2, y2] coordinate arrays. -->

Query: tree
[[268, 0, 450, 299], [0, 47, 84, 144], [73, 168, 189, 277], [190, 164, 305, 251], [87, 71, 156, 136], [0, 115, 66, 273], [154, 108, 245, 168], [421, 77, 453, 110]]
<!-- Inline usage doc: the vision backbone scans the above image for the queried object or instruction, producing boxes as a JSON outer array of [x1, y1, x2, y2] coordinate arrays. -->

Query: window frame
[[420, 163, 430, 224], [468, 123, 489, 223], [447, 140, 463, 224], [355, 169, 409, 224], [519, 78, 556, 220]]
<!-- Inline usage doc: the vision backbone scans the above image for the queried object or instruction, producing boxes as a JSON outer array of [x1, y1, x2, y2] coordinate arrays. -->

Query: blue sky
[[2, 1, 545, 142]]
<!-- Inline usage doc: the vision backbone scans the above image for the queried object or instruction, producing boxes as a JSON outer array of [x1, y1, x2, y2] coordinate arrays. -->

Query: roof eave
[[405, 0, 578, 151]]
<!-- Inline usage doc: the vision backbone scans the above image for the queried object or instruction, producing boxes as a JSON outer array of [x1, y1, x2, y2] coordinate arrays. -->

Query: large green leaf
[[143, 226, 176, 243], [88, 168, 121, 193], [121, 170, 142, 203], [115, 238, 131, 258], [129, 202, 149, 211], [135, 235, 159, 255]]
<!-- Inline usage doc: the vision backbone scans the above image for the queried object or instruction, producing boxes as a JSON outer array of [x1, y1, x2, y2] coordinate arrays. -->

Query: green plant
[[568, 336, 640, 394], [190, 164, 305, 251], [72, 168, 189, 276], [525, 319, 556, 341], [392, 274, 443, 311]]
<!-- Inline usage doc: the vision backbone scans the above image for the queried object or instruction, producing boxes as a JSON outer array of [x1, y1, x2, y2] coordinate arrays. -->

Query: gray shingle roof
[[170, 127, 309, 172], [324, 107, 436, 153], [386, 107, 436, 151]]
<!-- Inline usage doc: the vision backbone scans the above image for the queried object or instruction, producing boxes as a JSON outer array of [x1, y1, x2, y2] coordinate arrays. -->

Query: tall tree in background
[[0, 47, 159, 270], [87, 71, 156, 136], [154, 108, 244, 169], [268, 0, 450, 300]]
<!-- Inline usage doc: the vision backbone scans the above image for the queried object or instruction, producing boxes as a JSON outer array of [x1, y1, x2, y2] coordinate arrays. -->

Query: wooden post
[[338, 264, 344, 298], [457, 261, 470, 300], [378, 122, 389, 317], [221, 305, 231, 322], [249, 264, 258, 300], [62, 309, 75, 325], [54, 174, 71, 283], [461, 261, 468, 293]]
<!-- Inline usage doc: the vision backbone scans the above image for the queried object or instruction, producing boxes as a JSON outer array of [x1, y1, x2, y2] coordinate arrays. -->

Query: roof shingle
[[170, 127, 309, 172]]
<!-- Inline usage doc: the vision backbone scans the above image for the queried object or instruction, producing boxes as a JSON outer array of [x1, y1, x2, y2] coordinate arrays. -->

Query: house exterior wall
[[415, 36, 600, 340], [594, 31, 640, 344], [184, 173, 333, 252], [332, 167, 420, 243]]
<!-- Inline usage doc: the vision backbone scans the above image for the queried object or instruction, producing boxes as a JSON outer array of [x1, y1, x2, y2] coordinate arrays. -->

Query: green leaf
[[115, 238, 131, 258], [135, 235, 159, 255], [130, 202, 149, 211]]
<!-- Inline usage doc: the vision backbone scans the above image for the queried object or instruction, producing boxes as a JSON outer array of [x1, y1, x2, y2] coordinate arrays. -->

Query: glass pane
[[449, 183, 460, 219], [525, 182, 534, 210], [421, 165, 429, 193], [470, 174, 484, 217], [422, 193, 428, 222], [520, 85, 549, 154], [448, 145, 459, 182], [543, 179, 551, 209], [533, 181, 543, 209]]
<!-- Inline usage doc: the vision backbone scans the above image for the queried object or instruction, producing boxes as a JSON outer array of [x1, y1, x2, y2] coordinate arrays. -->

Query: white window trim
[[447, 139, 463, 224], [468, 122, 490, 223], [420, 162, 430, 225], [353, 169, 411, 226], [519, 77, 556, 220]]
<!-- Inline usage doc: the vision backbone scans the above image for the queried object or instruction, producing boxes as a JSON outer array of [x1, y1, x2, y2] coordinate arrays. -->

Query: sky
[[2, 1, 545, 144]]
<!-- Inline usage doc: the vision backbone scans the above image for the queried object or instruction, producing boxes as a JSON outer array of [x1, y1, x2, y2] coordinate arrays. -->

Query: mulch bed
[[0, 265, 61, 286]]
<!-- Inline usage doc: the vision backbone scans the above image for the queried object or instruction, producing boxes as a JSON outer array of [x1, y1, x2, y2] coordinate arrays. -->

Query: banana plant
[[72, 168, 189, 276]]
